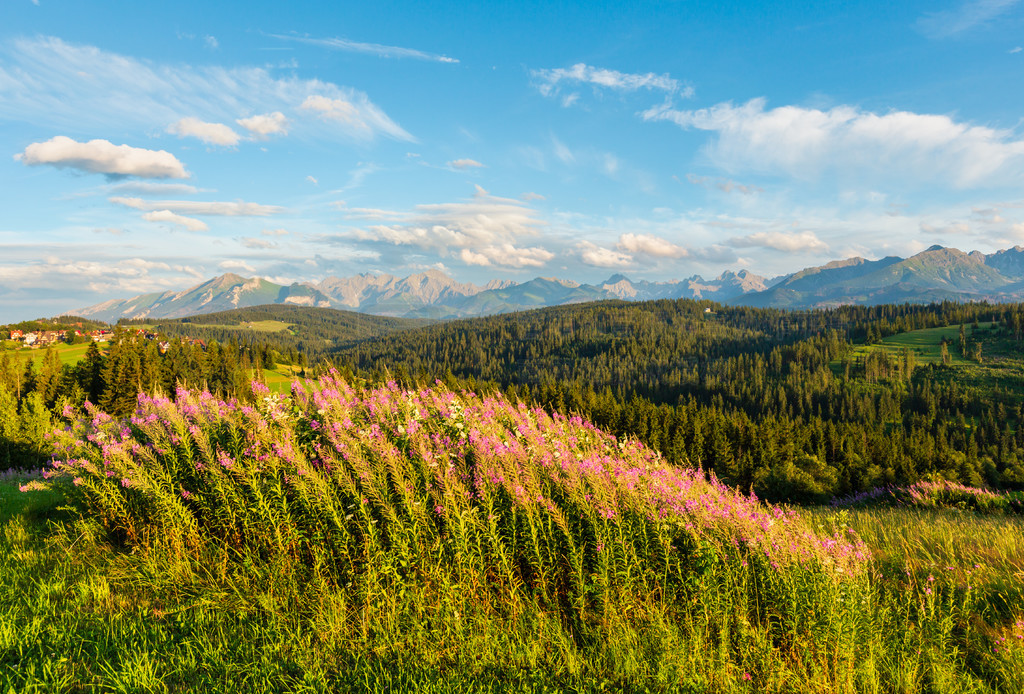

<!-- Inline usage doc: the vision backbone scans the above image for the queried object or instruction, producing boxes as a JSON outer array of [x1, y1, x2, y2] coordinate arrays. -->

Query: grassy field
[[1, 341, 97, 367], [847, 323, 993, 366], [2, 379, 1023, 692]]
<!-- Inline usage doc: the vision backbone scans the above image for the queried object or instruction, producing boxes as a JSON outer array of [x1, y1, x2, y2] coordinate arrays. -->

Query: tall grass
[[4, 373, 1019, 691]]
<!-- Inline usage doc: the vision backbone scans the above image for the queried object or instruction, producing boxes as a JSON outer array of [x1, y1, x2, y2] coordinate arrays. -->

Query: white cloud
[[643, 98, 1024, 188], [533, 63, 686, 99], [521, 192, 546, 201], [15, 136, 188, 178], [1011, 46, 1023, 53], [686, 173, 762, 195], [107, 181, 201, 195], [459, 246, 554, 268], [241, 237, 277, 249], [917, 0, 1021, 38], [617, 233, 689, 259], [578, 241, 632, 268], [262, 228, 290, 236], [219, 260, 256, 273], [205, 35, 219, 50], [0, 256, 198, 295], [449, 158, 484, 169], [167, 117, 241, 146], [271, 33, 458, 63], [236, 111, 289, 138], [0, 36, 410, 143], [110, 196, 283, 216], [727, 230, 829, 253], [972, 207, 1005, 223], [552, 136, 574, 164], [142, 210, 209, 232], [920, 221, 973, 235], [305, 175, 318, 185], [300, 94, 413, 141], [348, 186, 554, 269]]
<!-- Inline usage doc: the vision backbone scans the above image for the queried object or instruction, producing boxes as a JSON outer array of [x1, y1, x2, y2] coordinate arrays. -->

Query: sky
[[4, 0, 1024, 320]]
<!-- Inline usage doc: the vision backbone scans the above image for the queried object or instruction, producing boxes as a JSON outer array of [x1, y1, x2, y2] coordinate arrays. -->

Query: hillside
[[736, 245, 1024, 308], [131, 304, 431, 356]]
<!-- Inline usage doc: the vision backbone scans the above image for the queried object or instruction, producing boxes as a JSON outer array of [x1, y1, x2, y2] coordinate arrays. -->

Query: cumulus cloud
[[617, 233, 689, 259], [167, 117, 241, 146], [643, 98, 1024, 188], [142, 210, 209, 232], [15, 136, 188, 178], [237, 111, 289, 138], [300, 95, 413, 141], [727, 230, 829, 253], [448, 158, 484, 169], [347, 186, 554, 269], [578, 241, 632, 268], [0, 36, 411, 143], [110, 196, 283, 216], [533, 63, 687, 99], [271, 33, 458, 63]]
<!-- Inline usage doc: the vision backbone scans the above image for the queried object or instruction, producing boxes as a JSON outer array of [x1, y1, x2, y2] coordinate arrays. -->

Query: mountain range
[[71, 245, 1024, 323]]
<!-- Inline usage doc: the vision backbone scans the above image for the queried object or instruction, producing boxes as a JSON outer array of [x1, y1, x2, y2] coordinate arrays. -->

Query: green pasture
[[263, 364, 303, 393], [848, 323, 993, 365], [186, 320, 295, 334], [2, 341, 96, 368]]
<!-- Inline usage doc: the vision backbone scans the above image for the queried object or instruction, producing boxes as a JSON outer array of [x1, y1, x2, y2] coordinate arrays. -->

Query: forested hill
[[4, 297, 1024, 503], [126, 304, 431, 358], [334, 298, 1024, 501]]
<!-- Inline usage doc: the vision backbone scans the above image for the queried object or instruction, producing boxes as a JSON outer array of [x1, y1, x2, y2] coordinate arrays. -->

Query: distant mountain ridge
[[736, 245, 1024, 309], [71, 245, 1024, 323]]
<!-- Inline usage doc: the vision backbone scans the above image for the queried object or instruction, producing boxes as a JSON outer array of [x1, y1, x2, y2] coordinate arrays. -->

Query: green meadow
[[2, 379, 1023, 693]]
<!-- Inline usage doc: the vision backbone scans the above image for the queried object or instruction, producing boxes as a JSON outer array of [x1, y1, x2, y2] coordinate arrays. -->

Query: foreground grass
[[3, 378, 1024, 692]]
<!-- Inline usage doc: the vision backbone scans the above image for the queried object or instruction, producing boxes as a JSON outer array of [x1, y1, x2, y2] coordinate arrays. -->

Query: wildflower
[[742, 673, 752, 681]]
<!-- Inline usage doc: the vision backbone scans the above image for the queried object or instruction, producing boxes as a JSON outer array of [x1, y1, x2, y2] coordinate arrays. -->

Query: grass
[[4, 342, 97, 368], [177, 320, 296, 334], [2, 378, 1024, 691], [846, 323, 987, 366]]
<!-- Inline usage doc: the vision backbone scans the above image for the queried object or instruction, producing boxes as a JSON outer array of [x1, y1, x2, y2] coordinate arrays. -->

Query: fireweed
[[44, 373, 875, 682]]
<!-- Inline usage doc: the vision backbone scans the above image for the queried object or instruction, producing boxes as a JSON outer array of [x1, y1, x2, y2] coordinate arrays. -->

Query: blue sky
[[4, 0, 1024, 320]]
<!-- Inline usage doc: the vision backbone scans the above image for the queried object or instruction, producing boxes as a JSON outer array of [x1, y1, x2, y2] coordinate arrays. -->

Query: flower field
[[2, 374, 1023, 691]]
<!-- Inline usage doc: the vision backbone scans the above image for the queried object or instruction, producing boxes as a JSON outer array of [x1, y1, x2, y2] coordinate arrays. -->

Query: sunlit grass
[[3, 377, 1024, 691]]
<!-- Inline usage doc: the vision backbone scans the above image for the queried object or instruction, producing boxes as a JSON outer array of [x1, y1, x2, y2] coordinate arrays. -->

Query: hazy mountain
[[734, 245, 1023, 308], [314, 270, 502, 315], [76, 274, 333, 323], [71, 245, 1024, 322]]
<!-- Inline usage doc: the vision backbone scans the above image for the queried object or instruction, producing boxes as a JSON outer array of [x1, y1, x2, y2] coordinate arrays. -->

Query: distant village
[[4, 327, 206, 352]]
